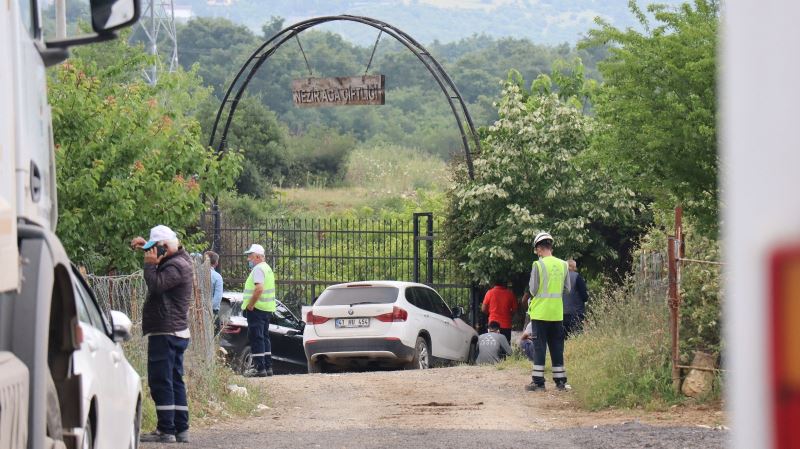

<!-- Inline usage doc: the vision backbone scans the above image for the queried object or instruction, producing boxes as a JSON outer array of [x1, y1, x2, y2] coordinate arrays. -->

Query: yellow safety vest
[[527, 256, 568, 321], [241, 262, 276, 312]]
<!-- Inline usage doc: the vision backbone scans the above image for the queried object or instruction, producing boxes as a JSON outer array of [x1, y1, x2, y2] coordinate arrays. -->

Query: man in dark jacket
[[131, 225, 193, 444], [563, 259, 589, 338]]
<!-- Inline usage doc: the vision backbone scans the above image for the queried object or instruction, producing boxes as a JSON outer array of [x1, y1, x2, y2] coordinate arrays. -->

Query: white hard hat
[[244, 244, 265, 255], [534, 232, 554, 246]]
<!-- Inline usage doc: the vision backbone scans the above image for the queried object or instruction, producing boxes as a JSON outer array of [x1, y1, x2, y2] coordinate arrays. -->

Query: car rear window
[[315, 286, 399, 306]]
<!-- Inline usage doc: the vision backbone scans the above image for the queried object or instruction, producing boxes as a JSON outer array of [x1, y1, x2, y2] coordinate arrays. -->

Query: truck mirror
[[91, 0, 141, 33]]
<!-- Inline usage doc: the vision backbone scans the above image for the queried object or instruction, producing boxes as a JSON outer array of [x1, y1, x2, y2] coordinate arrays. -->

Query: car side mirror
[[91, 0, 141, 33], [452, 306, 464, 319], [110, 310, 133, 343]]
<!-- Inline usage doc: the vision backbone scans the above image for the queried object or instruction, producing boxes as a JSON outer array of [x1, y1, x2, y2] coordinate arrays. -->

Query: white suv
[[302, 281, 478, 372]]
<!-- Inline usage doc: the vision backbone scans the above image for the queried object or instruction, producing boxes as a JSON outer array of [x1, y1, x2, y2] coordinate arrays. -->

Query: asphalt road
[[144, 423, 728, 449]]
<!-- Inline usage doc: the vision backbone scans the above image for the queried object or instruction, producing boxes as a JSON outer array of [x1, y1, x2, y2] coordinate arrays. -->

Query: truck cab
[[0, 2, 139, 448]]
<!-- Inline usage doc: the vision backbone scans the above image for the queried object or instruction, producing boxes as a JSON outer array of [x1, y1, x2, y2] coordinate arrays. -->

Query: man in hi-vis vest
[[523, 232, 571, 391], [242, 244, 277, 377]]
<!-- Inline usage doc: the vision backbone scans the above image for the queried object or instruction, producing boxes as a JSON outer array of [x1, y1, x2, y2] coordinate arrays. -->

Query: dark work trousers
[[563, 313, 585, 338], [245, 309, 273, 371], [500, 328, 512, 345], [530, 320, 567, 387], [147, 335, 190, 434]]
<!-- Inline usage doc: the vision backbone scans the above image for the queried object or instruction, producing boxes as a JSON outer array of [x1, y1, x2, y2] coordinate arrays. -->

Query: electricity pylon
[[137, 0, 179, 85]]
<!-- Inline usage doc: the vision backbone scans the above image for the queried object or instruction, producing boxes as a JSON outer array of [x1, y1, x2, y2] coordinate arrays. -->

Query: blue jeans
[[147, 335, 190, 434], [245, 309, 273, 371], [520, 338, 536, 362]]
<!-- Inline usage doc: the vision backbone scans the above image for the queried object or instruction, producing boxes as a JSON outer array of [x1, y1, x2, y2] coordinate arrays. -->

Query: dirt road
[[145, 365, 728, 448]]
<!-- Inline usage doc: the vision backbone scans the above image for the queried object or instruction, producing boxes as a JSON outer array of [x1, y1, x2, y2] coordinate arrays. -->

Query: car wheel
[[82, 418, 94, 449], [467, 340, 478, 365], [307, 358, 327, 374], [407, 336, 430, 370], [237, 346, 253, 374]]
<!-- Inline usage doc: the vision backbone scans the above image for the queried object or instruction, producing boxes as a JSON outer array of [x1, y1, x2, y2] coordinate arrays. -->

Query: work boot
[[524, 382, 545, 392], [176, 430, 189, 443], [140, 430, 176, 443], [555, 381, 571, 391], [243, 368, 268, 378]]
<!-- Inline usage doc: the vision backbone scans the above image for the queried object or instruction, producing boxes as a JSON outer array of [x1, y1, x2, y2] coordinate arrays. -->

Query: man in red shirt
[[481, 280, 518, 343]]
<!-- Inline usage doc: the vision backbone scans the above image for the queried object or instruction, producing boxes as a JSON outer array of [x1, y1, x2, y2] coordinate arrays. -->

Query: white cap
[[244, 244, 265, 255], [142, 225, 177, 249]]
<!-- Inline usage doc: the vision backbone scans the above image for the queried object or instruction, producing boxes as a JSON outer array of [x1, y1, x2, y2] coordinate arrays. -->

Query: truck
[[0, 1, 141, 448], [723, 2, 799, 449]]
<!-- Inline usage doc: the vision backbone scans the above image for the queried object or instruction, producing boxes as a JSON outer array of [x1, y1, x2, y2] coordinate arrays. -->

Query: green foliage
[[175, 17, 260, 97], [634, 210, 722, 356], [50, 40, 241, 273], [174, 17, 605, 166], [283, 125, 358, 187], [583, 0, 719, 235], [566, 283, 680, 410], [445, 70, 641, 284], [197, 95, 288, 197]]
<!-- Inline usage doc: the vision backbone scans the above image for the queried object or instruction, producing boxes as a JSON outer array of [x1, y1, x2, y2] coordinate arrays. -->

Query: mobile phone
[[139, 245, 167, 257]]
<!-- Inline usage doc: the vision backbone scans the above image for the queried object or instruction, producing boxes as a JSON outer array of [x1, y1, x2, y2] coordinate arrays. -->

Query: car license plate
[[335, 318, 370, 328]]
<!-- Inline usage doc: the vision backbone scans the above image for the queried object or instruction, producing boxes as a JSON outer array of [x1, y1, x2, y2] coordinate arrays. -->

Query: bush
[[634, 210, 723, 358], [565, 281, 679, 410]]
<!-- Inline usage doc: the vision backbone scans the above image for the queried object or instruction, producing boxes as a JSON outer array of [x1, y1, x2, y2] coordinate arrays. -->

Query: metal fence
[[201, 211, 477, 322], [633, 251, 668, 302]]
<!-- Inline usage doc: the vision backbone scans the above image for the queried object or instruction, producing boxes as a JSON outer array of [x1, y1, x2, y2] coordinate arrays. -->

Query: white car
[[68, 266, 142, 449], [302, 281, 478, 372]]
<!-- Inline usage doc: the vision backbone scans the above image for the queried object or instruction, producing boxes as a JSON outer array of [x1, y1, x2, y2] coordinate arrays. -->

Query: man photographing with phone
[[130, 225, 194, 443]]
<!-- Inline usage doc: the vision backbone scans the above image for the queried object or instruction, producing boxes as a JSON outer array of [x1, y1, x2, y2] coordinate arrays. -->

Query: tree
[[176, 17, 259, 97], [583, 0, 719, 235], [197, 95, 288, 197], [444, 71, 641, 284], [50, 40, 241, 273]]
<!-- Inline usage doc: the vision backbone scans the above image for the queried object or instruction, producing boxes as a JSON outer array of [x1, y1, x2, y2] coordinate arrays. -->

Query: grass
[[277, 186, 384, 215], [125, 339, 268, 432], [563, 284, 681, 411], [492, 281, 723, 411]]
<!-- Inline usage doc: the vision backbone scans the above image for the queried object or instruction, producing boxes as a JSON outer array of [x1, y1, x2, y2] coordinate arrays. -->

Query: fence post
[[413, 214, 420, 283], [426, 215, 433, 285], [668, 206, 683, 393]]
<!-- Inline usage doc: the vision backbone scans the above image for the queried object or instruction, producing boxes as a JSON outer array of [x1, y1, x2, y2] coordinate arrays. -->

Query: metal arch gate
[[206, 15, 482, 253], [208, 15, 481, 175]]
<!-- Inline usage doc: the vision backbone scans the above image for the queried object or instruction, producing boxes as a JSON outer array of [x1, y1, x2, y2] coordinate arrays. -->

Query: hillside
[[178, 0, 687, 46]]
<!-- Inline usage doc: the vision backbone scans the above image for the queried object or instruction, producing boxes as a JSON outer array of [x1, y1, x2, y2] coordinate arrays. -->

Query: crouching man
[[475, 321, 512, 365]]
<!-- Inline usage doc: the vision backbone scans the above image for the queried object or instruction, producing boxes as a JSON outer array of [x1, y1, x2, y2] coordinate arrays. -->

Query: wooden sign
[[292, 75, 385, 107]]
